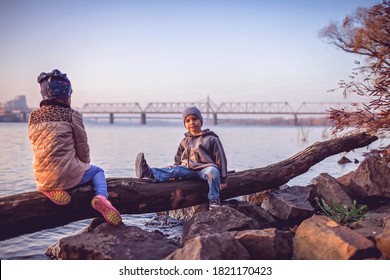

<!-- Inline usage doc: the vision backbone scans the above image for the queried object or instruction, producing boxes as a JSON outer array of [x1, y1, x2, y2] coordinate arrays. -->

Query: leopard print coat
[[28, 101, 90, 191]]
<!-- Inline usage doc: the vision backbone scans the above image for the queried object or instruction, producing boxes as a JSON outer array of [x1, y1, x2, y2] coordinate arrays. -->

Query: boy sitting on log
[[135, 106, 228, 210]]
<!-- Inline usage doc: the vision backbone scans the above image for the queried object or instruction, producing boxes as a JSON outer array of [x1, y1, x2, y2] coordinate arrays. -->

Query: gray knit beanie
[[182, 106, 203, 125]]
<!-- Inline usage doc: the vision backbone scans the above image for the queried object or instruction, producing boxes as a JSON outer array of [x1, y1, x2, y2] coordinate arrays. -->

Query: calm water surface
[[0, 122, 381, 259]]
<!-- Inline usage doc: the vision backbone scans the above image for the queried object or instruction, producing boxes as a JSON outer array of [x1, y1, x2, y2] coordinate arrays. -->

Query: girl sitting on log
[[28, 69, 122, 225]]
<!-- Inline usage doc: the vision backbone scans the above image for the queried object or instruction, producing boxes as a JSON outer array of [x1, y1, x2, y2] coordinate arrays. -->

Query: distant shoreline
[[81, 116, 333, 126], [0, 114, 333, 126]]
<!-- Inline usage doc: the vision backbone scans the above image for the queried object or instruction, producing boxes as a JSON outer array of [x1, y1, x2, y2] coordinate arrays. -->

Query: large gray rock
[[181, 205, 260, 244], [260, 186, 314, 223], [165, 232, 250, 260], [234, 201, 278, 228], [46, 221, 181, 260], [293, 215, 379, 260]]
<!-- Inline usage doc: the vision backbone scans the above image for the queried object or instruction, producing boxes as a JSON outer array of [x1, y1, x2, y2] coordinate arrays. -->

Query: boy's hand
[[220, 183, 227, 190]]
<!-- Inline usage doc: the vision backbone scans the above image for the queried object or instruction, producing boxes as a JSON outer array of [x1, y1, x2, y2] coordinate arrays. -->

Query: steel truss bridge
[[81, 101, 362, 125]]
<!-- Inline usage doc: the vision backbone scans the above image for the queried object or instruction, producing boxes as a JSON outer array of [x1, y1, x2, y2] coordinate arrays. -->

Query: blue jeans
[[77, 165, 108, 197], [151, 165, 220, 201]]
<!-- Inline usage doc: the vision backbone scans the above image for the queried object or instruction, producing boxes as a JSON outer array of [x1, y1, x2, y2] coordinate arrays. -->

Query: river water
[[0, 121, 381, 259]]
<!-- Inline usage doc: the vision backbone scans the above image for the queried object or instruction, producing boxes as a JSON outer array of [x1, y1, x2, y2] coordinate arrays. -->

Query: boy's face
[[184, 114, 202, 135]]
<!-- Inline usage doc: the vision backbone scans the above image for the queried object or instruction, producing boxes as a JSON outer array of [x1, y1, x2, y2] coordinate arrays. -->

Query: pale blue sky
[[0, 0, 379, 109]]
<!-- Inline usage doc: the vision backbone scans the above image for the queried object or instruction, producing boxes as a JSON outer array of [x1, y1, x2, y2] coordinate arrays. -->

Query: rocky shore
[[46, 155, 390, 260]]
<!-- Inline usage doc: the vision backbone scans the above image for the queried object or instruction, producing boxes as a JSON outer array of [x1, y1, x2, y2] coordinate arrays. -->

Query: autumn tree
[[319, 0, 390, 136]]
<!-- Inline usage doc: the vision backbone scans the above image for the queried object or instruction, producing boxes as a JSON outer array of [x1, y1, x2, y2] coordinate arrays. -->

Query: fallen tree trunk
[[0, 132, 378, 241]]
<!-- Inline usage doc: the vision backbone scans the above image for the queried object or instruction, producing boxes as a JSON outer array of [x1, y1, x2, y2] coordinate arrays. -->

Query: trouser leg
[[151, 165, 198, 182], [198, 166, 220, 201], [78, 165, 109, 197]]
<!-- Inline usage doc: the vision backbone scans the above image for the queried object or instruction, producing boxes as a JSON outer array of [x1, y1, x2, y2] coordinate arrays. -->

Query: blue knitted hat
[[182, 106, 203, 125], [37, 69, 72, 99]]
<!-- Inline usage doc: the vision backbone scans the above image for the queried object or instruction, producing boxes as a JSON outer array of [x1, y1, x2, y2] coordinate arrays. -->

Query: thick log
[[0, 132, 377, 241]]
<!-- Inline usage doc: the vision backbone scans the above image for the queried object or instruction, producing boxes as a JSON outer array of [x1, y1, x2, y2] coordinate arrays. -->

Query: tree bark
[[0, 132, 377, 241]]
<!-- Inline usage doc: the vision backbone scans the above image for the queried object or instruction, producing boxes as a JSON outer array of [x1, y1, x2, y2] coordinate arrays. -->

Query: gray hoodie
[[174, 129, 228, 184]]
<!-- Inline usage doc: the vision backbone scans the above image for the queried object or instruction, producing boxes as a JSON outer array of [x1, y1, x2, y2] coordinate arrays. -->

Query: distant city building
[[0, 95, 30, 122], [3, 95, 29, 112]]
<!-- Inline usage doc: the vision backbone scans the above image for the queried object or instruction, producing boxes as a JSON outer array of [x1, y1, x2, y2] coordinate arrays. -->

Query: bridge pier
[[213, 113, 218, 125], [294, 114, 298, 126], [141, 113, 146, 125], [109, 113, 114, 124]]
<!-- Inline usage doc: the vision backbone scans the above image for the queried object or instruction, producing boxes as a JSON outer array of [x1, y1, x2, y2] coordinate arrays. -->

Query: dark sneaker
[[135, 152, 152, 178], [209, 199, 221, 210]]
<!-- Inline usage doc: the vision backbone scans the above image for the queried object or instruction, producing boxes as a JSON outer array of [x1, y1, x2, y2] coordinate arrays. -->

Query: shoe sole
[[209, 205, 220, 210], [91, 195, 122, 225], [135, 152, 144, 178], [42, 190, 71, 206]]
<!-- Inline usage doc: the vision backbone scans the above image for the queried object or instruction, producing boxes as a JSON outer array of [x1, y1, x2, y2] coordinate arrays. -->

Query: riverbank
[[45, 155, 390, 260]]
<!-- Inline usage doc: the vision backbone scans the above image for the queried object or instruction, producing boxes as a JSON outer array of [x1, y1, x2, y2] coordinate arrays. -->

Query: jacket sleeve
[[174, 138, 185, 165], [212, 137, 228, 184], [72, 111, 90, 163]]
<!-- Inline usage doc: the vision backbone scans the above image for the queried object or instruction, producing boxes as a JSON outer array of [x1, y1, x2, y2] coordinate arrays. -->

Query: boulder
[[232, 228, 292, 259], [337, 157, 390, 199], [338, 156, 352, 164], [260, 186, 314, 223], [312, 173, 353, 209], [181, 205, 260, 244], [375, 216, 390, 259], [234, 201, 278, 228], [165, 232, 250, 260], [46, 220, 181, 260], [293, 215, 379, 260], [352, 205, 390, 240]]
